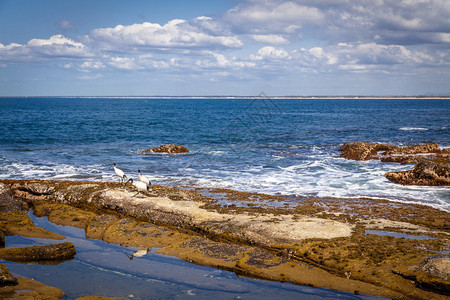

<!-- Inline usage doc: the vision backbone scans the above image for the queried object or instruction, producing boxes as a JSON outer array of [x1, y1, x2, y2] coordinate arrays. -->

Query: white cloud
[[87, 17, 242, 52], [224, 0, 450, 47], [0, 34, 92, 62], [107, 56, 142, 70], [251, 34, 288, 44], [225, 0, 324, 34], [331, 42, 434, 66], [251, 46, 290, 60]]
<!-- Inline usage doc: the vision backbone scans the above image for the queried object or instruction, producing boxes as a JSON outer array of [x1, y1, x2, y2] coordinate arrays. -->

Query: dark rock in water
[[338, 142, 397, 160], [0, 183, 25, 213], [0, 231, 4, 247], [0, 264, 18, 287], [385, 160, 450, 186], [0, 242, 76, 263], [141, 144, 190, 154], [393, 255, 450, 295]]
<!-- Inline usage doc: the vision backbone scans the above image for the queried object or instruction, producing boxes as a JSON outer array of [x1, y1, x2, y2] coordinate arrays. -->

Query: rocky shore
[[1, 179, 449, 299], [339, 142, 450, 186]]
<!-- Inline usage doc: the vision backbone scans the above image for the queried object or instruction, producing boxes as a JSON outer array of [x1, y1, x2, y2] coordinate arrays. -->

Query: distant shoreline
[[1, 95, 450, 99]]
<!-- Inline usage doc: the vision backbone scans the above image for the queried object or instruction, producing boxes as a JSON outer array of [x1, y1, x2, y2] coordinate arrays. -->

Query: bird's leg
[[124, 251, 134, 260]]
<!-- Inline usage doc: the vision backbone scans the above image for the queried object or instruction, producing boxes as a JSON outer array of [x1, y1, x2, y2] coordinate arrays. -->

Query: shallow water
[[1, 97, 449, 211], [1, 213, 386, 299]]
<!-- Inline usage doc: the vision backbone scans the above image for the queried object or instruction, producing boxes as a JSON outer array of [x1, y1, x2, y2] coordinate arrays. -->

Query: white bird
[[125, 247, 149, 260], [126, 178, 150, 196], [110, 163, 127, 183], [138, 169, 151, 187]]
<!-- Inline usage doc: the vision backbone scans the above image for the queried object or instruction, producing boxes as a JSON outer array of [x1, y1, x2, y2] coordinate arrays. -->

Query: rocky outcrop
[[385, 160, 450, 186], [0, 264, 17, 287], [0, 182, 65, 239], [339, 142, 450, 186], [339, 142, 445, 163], [0, 182, 25, 213], [338, 142, 397, 160], [393, 255, 450, 295], [383, 143, 441, 155], [141, 144, 190, 154], [0, 242, 76, 263]]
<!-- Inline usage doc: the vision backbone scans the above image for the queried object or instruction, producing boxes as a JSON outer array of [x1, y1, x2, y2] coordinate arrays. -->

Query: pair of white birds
[[110, 163, 151, 195]]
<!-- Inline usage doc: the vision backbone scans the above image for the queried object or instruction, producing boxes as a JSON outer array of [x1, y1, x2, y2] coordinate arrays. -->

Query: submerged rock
[[141, 144, 190, 154], [0, 242, 76, 263], [0, 264, 17, 287]]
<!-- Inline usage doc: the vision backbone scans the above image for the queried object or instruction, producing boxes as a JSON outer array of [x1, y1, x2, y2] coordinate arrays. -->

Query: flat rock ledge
[[339, 142, 450, 186], [141, 144, 190, 154], [0, 242, 76, 263], [1, 180, 449, 299]]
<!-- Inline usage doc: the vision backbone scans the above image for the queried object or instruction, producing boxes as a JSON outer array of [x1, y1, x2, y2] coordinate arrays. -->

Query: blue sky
[[1, 0, 449, 96]]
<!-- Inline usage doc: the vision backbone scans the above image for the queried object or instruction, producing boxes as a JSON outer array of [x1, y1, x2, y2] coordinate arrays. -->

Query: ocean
[[1, 97, 449, 212]]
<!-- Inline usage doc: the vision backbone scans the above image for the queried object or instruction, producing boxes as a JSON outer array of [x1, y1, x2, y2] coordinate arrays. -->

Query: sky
[[0, 0, 449, 96]]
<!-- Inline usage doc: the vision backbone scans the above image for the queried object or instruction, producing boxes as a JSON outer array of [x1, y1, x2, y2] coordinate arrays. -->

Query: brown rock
[[385, 160, 450, 186], [416, 255, 450, 281], [383, 143, 441, 155], [0, 242, 76, 263], [338, 142, 397, 160], [380, 155, 423, 164], [0, 183, 25, 213], [0, 264, 17, 287], [0, 277, 65, 299], [0, 211, 65, 240], [393, 255, 450, 295], [141, 144, 190, 154]]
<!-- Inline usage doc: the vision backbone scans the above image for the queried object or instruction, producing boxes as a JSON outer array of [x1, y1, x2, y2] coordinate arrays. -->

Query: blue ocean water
[[0, 97, 449, 211]]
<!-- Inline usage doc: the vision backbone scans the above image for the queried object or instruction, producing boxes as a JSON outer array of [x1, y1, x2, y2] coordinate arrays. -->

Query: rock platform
[[1, 179, 449, 299]]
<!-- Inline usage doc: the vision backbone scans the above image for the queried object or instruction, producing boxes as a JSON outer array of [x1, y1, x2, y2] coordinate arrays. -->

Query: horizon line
[[1, 95, 450, 99]]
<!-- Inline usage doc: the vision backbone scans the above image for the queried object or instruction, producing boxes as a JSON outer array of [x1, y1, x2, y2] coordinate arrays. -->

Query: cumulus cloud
[[0, 34, 92, 62], [224, 0, 324, 34], [224, 0, 450, 46], [0, 0, 448, 84], [251, 46, 290, 60], [87, 17, 242, 52]]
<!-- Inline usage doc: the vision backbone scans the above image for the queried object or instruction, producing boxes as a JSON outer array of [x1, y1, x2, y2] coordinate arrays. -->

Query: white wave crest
[[399, 127, 428, 131]]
